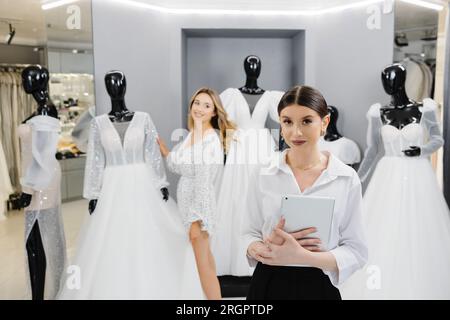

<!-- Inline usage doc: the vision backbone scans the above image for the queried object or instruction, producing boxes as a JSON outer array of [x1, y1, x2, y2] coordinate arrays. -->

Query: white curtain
[[0, 68, 36, 194]]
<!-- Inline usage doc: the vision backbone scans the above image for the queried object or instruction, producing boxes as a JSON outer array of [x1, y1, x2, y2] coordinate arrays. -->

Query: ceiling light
[[399, 0, 444, 11], [41, 0, 79, 10], [109, 0, 385, 16]]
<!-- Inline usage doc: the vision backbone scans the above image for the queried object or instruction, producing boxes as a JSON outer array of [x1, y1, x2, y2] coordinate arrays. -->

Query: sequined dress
[[166, 130, 223, 235], [57, 111, 204, 299], [18, 116, 67, 300]]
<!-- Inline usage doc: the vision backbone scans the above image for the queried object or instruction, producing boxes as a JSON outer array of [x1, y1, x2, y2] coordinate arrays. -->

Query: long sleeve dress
[[57, 111, 203, 299], [341, 98, 450, 299]]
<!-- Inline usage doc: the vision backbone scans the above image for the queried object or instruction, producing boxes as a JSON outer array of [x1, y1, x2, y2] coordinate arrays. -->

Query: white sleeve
[[83, 119, 105, 199], [326, 174, 368, 286], [242, 168, 265, 268], [357, 103, 382, 183], [219, 88, 236, 122], [144, 114, 169, 189], [268, 91, 284, 123], [21, 119, 60, 191], [420, 99, 444, 157]]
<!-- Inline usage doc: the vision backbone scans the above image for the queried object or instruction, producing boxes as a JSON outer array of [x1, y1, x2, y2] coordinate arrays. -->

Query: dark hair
[[277, 85, 328, 118]]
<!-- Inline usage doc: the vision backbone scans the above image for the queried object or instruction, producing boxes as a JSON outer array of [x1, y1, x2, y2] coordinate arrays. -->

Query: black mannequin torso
[[324, 105, 343, 142], [88, 71, 168, 214], [20, 66, 58, 207], [237, 55, 282, 150], [380, 64, 422, 157], [239, 55, 265, 95], [105, 70, 134, 123]]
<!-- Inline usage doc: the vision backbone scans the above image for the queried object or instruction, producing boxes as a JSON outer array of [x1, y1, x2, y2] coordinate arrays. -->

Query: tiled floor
[[0, 199, 88, 300], [0, 199, 245, 300]]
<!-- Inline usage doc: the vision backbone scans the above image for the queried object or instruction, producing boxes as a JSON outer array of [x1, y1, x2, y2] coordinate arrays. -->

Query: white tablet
[[280, 194, 335, 250]]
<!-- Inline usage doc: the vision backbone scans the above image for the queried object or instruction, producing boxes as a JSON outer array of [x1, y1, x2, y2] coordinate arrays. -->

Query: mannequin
[[213, 57, 284, 297], [88, 71, 168, 214], [238, 55, 265, 96], [324, 106, 343, 142], [20, 65, 64, 300], [319, 105, 360, 166], [380, 64, 422, 157], [341, 64, 450, 299], [238, 55, 282, 150]]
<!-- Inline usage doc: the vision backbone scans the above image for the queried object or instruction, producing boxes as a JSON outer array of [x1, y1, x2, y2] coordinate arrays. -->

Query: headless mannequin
[[324, 106, 343, 142], [20, 65, 58, 300], [239, 56, 265, 123], [380, 64, 422, 157], [238, 55, 281, 149], [239, 55, 265, 96], [88, 71, 169, 214]]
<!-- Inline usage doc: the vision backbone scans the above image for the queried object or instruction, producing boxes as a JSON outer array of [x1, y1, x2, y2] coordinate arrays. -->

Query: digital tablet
[[280, 194, 335, 250]]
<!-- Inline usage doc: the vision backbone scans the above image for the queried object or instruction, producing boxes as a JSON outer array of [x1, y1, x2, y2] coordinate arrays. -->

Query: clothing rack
[[0, 63, 31, 72]]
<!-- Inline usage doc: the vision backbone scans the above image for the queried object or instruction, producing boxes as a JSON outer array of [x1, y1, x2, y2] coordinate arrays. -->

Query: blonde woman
[[158, 88, 236, 299]]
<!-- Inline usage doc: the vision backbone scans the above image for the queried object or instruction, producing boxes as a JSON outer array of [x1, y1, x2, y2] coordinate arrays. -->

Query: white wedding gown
[[211, 88, 284, 276], [341, 99, 450, 299], [58, 111, 204, 300]]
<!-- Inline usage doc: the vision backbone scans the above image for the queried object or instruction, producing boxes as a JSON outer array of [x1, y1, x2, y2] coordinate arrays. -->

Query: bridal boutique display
[[18, 65, 67, 300], [341, 65, 450, 300], [0, 141, 13, 220], [211, 56, 284, 277], [19, 116, 67, 300], [58, 111, 203, 299]]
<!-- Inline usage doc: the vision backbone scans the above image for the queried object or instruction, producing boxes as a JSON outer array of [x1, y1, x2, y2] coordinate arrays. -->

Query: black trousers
[[247, 262, 341, 300]]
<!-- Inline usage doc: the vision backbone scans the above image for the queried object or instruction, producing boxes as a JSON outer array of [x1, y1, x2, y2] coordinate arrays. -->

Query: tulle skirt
[[57, 163, 204, 299], [341, 156, 450, 300], [212, 128, 276, 276]]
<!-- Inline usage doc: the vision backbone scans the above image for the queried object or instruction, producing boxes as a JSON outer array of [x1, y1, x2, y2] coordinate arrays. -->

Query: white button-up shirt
[[242, 149, 368, 286]]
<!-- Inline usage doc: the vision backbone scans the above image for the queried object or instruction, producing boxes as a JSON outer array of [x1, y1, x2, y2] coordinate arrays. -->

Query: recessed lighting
[[399, 0, 444, 11], [41, 0, 79, 10], [109, 0, 386, 16]]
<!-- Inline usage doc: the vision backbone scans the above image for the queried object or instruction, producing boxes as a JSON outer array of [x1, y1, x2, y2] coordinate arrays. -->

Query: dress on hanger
[[0, 140, 13, 220], [318, 137, 361, 165], [57, 111, 204, 299], [340, 98, 450, 299], [211, 88, 284, 276], [18, 115, 67, 299]]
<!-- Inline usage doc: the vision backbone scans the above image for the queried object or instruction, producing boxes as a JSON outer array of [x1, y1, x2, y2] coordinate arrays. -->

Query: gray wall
[[186, 36, 294, 95], [185, 35, 295, 125], [0, 44, 44, 65], [91, 0, 394, 195]]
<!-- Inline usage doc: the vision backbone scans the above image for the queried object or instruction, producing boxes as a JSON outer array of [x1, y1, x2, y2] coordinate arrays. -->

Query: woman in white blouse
[[243, 85, 367, 300], [158, 88, 236, 300]]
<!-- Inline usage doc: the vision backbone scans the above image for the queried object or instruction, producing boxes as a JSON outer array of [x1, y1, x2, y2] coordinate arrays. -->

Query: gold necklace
[[290, 155, 323, 171]]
